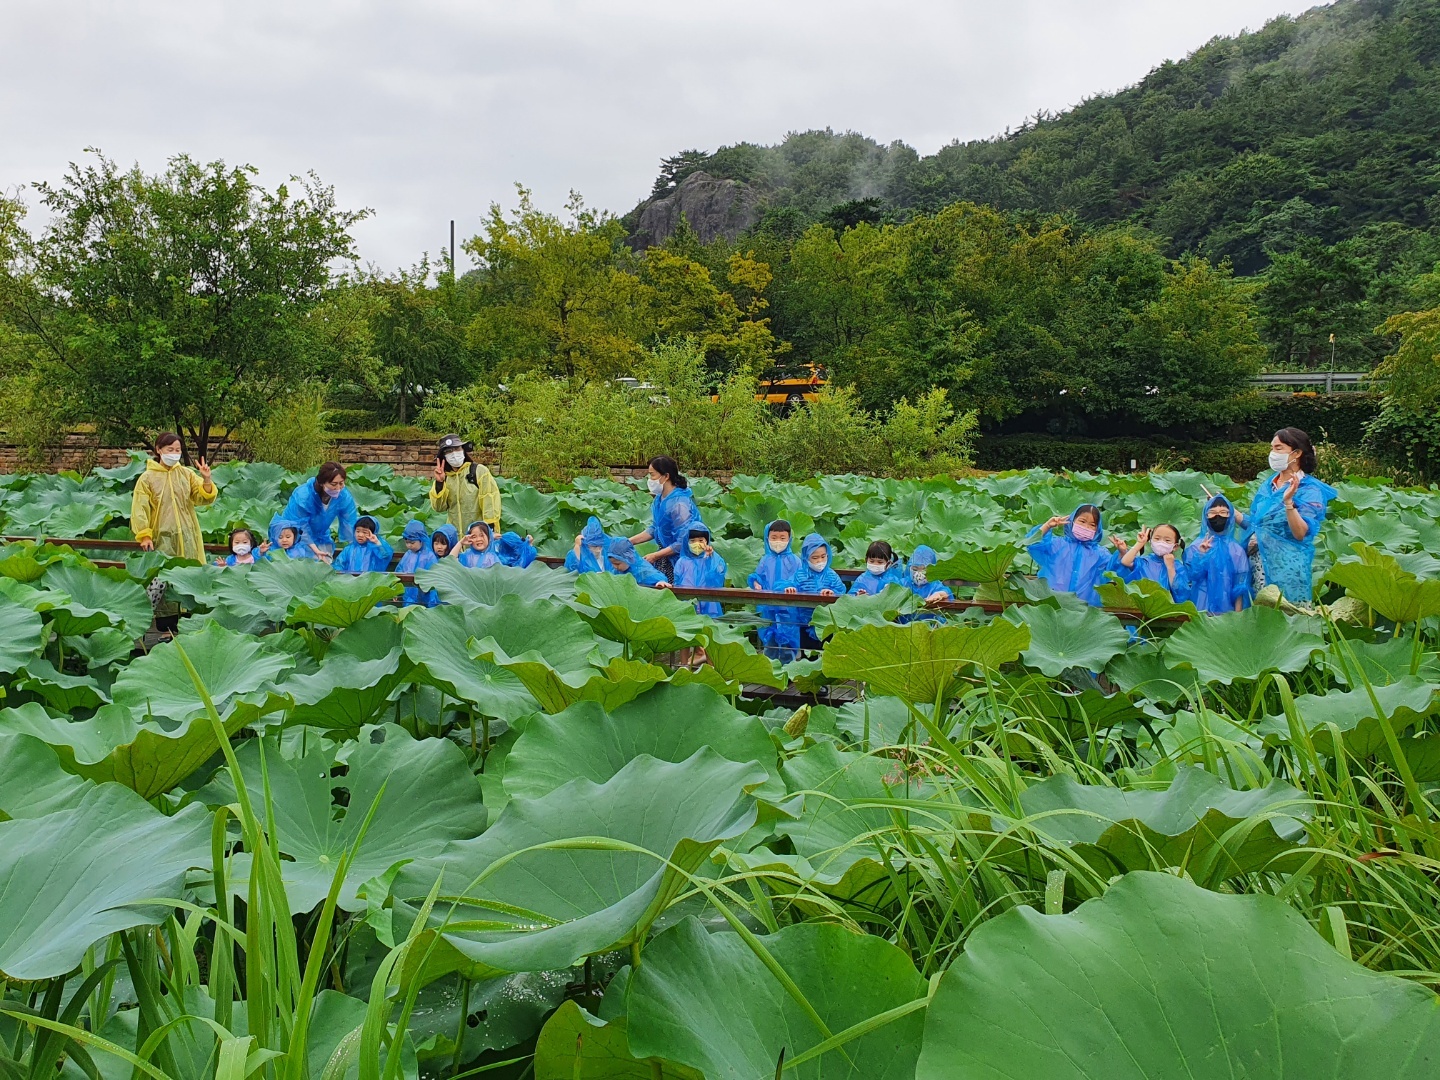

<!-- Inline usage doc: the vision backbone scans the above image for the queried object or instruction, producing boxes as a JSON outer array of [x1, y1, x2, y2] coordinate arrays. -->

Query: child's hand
[[819, 589, 835, 597], [1111, 535, 1128, 553], [784, 587, 798, 594], [1136, 527, 1152, 548], [751, 581, 762, 590], [214, 558, 226, 566], [854, 587, 868, 595], [457, 535, 472, 551], [1162, 553, 1176, 569], [1195, 535, 1213, 554], [655, 581, 672, 590], [1045, 514, 1069, 531], [925, 592, 945, 606], [258, 540, 270, 553]]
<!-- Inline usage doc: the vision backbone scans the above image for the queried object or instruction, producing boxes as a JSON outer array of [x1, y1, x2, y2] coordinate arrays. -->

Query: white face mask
[[769, 537, 789, 554], [160, 452, 182, 466], [1268, 450, 1293, 472], [233, 542, 252, 556], [445, 451, 466, 468], [646, 477, 663, 497], [911, 567, 928, 585], [808, 557, 827, 572], [867, 560, 887, 575]]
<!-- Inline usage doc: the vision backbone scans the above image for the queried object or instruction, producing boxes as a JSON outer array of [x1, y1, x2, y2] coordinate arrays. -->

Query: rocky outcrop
[[628, 171, 763, 249]]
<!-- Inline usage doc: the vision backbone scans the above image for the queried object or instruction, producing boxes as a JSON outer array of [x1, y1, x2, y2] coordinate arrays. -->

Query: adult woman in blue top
[[628, 455, 700, 583], [271, 462, 358, 559], [1243, 427, 1337, 603]]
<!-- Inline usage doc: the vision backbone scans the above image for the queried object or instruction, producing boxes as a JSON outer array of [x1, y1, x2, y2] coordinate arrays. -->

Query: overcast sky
[[3, 1, 1314, 271]]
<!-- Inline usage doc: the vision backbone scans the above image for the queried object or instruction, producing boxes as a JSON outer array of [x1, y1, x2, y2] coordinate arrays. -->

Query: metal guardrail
[[1251, 372, 1370, 392]]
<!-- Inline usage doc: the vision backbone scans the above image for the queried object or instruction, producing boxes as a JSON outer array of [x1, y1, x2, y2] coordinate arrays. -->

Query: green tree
[[2, 152, 364, 459], [358, 261, 468, 423]]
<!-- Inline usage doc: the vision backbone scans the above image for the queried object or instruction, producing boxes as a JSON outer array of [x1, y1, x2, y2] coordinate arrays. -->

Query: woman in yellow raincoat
[[130, 432, 217, 560]]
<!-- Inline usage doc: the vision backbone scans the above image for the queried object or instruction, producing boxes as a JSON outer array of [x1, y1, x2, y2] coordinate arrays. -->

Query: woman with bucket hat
[[430, 433, 502, 535]]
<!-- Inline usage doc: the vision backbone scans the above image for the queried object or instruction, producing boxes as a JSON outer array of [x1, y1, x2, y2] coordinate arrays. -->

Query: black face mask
[[1207, 515, 1229, 533]]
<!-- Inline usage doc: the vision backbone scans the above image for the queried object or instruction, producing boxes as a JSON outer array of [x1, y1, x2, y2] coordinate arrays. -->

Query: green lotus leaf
[[415, 559, 577, 607], [16, 656, 108, 711], [0, 596, 45, 674], [42, 564, 152, 638], [834, 695, 925, 748], [1004, 680, 1147, 741], [1326, 544, 1440, 624], [1323, 636, 1440, 688], [503, 683, 779, 801], [698, 636, 784, 689], [626, 917, 926, 1080], [288, 572, 402, 628], [202, 724, 485, 913], [1330, 512, 1422, 554], [0, 784, 211, 981], [0, 545, 51, 583], [809, 584, 921, 639], [1011, 768, 1309, 880], [534, 1000, 699, 1079], [1103, 643, 1205, 705], [1094, 574, 1201, 621], [40, 499, 115, 537], [822, 620, 1030, 705], [0, 731, 95, 820], [574, 573, 709, 656], [1005, 603, 1131, 677], [916, 871, 1440, 1080], [161, 563, 284, 632], [502, 485, 560, 536], [1258, 677, 1439, 761], [403, 604, 541, 720], [1162, 604, 1323, 685], [391, 751, 765, 984], [929, 544, 1019, 584], [282, 616, 411, 732]]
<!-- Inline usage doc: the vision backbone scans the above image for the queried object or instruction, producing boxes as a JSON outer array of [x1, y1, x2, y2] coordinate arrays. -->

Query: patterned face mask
[[689, 539, 707, 555]]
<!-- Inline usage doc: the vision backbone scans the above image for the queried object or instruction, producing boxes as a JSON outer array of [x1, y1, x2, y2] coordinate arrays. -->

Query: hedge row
[[975, 436, 1269, 480], [1243, 393, 1380, 447]]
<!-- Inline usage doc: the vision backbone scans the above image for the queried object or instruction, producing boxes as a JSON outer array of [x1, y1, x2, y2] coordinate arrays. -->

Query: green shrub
[[1246, 393, 1381, 447], [975, 435, 1267, 480], [1362, 404, 1440, 482], [234, 383, 335, 471], [757, 386, 877, 478], [876, 388, 978, 478]]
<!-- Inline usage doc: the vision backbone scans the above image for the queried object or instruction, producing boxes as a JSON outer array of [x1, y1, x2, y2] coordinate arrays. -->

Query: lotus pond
[[2, 458, 1440, 1079]]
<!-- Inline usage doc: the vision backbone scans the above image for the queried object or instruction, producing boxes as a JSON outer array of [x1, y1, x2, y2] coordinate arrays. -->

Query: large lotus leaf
[[0, 784, 211, 980], [534, 1000, 700, 1079], [809, 585, 921, 639], [574, 573, 708, 656], [288, 572, 402, 628], [161, 563, 284, 631], [1012, 768, 1308, 879], [16, 656, 109, 711], [822, 621, 1030, 705], [1330, 511, 1422, 554], [205, 725, 485, 913], [112, 619, 294, 725], [1324, 636, 1440, 688], [391, 751, 765, 984], [708, 537, 759, 588], [1094, 574, 1201, 622], [0, 596, 45, 674], [1103, 644, 1206, 705], [916, 870, 1440, 1080], [929, 545, 1019, 584], [1258, 677, 1439, 761], [698, 636, 784, 689], [1162, 604, 1323, 685], [1004, 680, 1147, 741], [403, 604, 542, 720], [415, 559, 577, 607], [1005, 603, 1130, 677], [1326, 544, 1440, 624], [0, 546, 50, 583], [502, 486, 560, 535], [503, 683, 779, 801], [626, 917, 926, 1080], [834, 695, 925, 748], [41, 564, 152, 638], [283, 616, 411, 732], [466, 594, 625, 712], [0, 731, 95, 820]]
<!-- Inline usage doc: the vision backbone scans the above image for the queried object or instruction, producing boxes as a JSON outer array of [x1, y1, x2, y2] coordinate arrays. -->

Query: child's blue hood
[[402, 519, 429, 544], [607, 537, 642, 570], [581, 515, 606, 546], [1202, 495, 1239, 541], [1065, 507, 1104, 544], [909, 545, 939, 570], [800, 532, 830, 570], [432, 524, 459, 551], [269, 517, 305, 546]]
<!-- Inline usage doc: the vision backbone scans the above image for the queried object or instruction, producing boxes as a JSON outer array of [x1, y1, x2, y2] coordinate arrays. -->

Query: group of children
[[1027, 495, 1254, 615]]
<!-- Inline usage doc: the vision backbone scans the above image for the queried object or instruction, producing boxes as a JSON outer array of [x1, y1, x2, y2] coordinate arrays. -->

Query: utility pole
[[1327, 332, 1336, 393], [449, 219, 456, 287]]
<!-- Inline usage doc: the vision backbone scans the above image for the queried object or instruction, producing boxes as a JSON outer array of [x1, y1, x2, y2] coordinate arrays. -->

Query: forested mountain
[[631, 0, 1440, 278]]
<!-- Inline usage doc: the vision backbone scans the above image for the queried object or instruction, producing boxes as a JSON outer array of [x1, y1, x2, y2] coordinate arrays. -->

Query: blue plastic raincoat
[[430, 525, 460, 561], [749, 522, 802, 660], [849, 560, 904, 596], [606, 538, 668, 587], [565, 516, 612, 573], [1245, 472, 1337, 603], [1184, 495, 1252, 614], [268, 518, 316, 560], [648, 486, 701, 557], [1119, 549, 1192, 603], [333, 534, 394, 574], [1026, 510, 1115, 607], [397, 520, 438, 606], [673, 523, 728, 617], [273, 480, 358, 556], [218, 551, 269, 567], [494, 532, 538, 569], [779, 534, 845, 629], [457, 521, 501, 569]]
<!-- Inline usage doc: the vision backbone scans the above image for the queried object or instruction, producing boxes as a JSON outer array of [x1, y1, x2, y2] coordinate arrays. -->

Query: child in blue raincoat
[[749, 520, 801, 661], [781, 533, 845, 650], [396, 519, 438, 606], [905, 546, 953, 605], [216, 527, 268, 567], [1116, 524, 1191, 603], [430, 524, 458, 562], [606, 538, 668, 587], [1185, 496, 1251, 614], [1026, 505, 1115, 607], [566, 516, 611, 573], [849, 541, 903, 595], [332, 516, 394, 573], [269, 519, 316, 560], [668, 523, 727, 617], [494, 532, 538, 569], [456, 521, 501, 569]]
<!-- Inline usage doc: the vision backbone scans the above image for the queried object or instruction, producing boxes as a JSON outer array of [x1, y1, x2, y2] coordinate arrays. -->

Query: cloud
[[1, 0, 1310, 269]]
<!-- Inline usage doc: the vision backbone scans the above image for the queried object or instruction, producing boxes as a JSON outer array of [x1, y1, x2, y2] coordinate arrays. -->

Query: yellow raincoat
[[429, 461, 501, 533], [130, 459, 217, 561]]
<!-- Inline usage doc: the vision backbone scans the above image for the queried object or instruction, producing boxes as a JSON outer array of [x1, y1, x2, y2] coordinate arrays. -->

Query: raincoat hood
[[466, 520, 493, 541], [607, 537, 642, 571], [1065, 508, 1104, 544], [432, 524, 459, 552], [494, 531, 537, 568], [580, 515, 606, 546], [402, 519, 429, 544], [800, 533, 831, 570], [686, 522, 713, 542], [1201, 495, 1239, 541], [269, 518, 305, 546], [909, 545, 939, 570]]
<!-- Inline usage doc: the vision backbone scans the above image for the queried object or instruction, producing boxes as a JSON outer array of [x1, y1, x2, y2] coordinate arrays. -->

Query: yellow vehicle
[[755, 364, 827, 408]]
